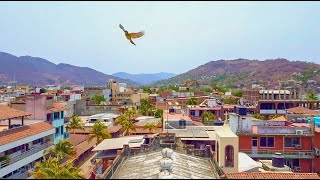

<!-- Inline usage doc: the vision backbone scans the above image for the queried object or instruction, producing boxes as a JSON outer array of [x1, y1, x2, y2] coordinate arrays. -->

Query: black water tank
[[179, 119, 186, 129], [214, 121, 224, 126], [272, 153, 285, 167], [234, 106, 247, 116]]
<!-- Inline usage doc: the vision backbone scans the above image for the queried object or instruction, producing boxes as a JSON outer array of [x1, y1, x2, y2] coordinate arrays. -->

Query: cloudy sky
[[0, 1, 320, 74]]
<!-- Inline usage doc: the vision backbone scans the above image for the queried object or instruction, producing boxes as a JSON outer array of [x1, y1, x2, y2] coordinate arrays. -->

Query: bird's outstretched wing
[[119, 24, 126, 31], [129, 31, 144, 39]]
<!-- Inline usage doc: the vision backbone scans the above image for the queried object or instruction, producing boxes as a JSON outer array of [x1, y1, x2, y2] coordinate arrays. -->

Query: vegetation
[[232, 90, 243, 97], [223, 97, 238, 104], [269, 114, 282, 120], [120, 119, 136, 136], [88, 122, 111, 145], [125, 108, 138, 120], [91, 95, 106, 104], [0, 155, 10, 164], [139, 98, 155, 116], [186, 97, 199, 105], [143, 122, 157, 133], [29, 156, 85, 179], [253, 114, 266, 120], [142, 86, 152, 94], [45, 139, 76, 159], [201, 112, 216, 122], [211, 82, 228, 93], [203, 88, 212, 93], [61, 86, 71, 90], [307, 91, 318, 100], [66, 116, 85, 134], [154, 109, 163, 119]]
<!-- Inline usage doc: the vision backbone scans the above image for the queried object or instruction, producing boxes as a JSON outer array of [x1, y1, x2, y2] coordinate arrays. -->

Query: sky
[[0, 1, 320, 75]]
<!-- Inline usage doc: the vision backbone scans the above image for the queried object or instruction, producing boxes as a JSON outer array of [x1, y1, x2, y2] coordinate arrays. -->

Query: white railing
[[10, 170, 30, 179], [0, 142, 52, 169], [260, 109, 276, 114]]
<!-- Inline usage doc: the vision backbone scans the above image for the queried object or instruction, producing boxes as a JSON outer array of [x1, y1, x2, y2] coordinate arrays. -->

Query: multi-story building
[[15, 85, 30, 93], [23, 94, 70, 144], [0, 107, 55, 179], [229, 106, 319, 173]]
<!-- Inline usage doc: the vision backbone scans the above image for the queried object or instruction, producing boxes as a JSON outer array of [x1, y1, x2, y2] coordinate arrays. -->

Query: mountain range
[[112, 72, 176, 85], [0, 52, 140, 86], [155, 58, 320, 86]]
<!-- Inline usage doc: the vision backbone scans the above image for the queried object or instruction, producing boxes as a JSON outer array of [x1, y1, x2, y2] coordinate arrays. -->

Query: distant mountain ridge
[[0, 52, 140, 86], [155, 58, 320, 86], [112, 72, 176, 85]]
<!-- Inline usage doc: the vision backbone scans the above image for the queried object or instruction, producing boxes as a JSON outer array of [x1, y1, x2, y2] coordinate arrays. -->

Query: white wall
[[0, 129, 55, 153]]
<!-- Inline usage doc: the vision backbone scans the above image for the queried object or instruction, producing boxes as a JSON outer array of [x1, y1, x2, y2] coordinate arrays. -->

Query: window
[[190, 110, 195, 116], [225, 145, 234, 167], [56, 127, 59, 135], [284, 137, 300, 147], [60, 126, 64, 134], [252, 137, 258, 147], [285, 159, 300, 168], [260, 137, 274, 147], [33, 138, 43, 145], [61, 111, 64, 118], [54, 112, 59, 119]]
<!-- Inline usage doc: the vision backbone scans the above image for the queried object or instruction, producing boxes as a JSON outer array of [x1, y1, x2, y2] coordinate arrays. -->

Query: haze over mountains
[[155, 58, 320, 86], [112, 72, 176, 85], [1, 51, 319, 88], [0, 52, 140, 86]]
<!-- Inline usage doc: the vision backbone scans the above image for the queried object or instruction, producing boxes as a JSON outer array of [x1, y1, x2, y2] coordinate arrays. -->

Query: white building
[[0, 122, 55, 179], [85, 113, 119, 127]]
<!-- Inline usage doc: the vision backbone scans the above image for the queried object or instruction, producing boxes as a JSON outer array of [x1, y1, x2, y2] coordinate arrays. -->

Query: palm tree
[[45, 139, 76, 159], [115, 114, 128, 126], [269, 114, 282, 120], [307, 91, 318, 100], [125, 108, 138, 120], [187, 98, 199, 105], [201, 112, 216, 123], [253, 114, 266, 120], [29, 156, 85, 179], [143, 122, 157, 134], [88, 122, 111, 145], [140, 98, 155, 116], [121, 120, 136, 136], [66, 116, 85, 134]]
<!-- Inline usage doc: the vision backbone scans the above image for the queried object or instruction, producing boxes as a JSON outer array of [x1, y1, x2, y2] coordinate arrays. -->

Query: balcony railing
[[10, 170, 30, 179], [240, 149, 314, 159], [0, 142, 53, 169]]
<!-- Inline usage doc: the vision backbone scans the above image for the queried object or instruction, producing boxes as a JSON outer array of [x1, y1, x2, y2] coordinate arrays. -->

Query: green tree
[[29, 156, 85, 179], [91, 95, 106, 104], [0, 155, 10, 165], [223, 97, 238, 104], [142, 86, 152, 94], [186, 97, 199, 105], [66, 116, 85, 134], [253, 114, 266, 120], [232, 90, 243, 97], [154, 109, 163, 119], [143, 122, 157, 134], [140, 98, 155, 116], [125, 108, 138, 120], [88, 122, 111, 145], [121, 119, 136, 136], [307, 91, 318, 100], [45, 139, 76, 159], [201, 112, 216, 122], [203, 88, 212, 93]]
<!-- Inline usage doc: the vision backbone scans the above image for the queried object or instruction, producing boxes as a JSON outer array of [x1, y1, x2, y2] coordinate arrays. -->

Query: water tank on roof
[[179, 119, 186, 129], [272, 153, 285, 168], [213, 121, 224, 126], [234, 106, 247, 116]]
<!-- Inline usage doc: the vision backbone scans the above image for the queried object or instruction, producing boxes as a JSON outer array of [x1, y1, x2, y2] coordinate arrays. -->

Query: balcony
[[260, 110, 276, 114], [257, 126, 311, 135], [0, 142, 52, 169], [240, 149, 314, 159], [7, 170, 30, 179]]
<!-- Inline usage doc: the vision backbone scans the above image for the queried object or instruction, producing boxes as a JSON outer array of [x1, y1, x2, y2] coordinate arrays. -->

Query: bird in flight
[[119, 24, 144, 46]]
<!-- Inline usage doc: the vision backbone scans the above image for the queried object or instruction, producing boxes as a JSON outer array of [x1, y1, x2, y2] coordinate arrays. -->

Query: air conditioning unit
[[294, 166, 302, 172], [294, 144, 302, 149], [295, 130, 304, 135], [315, 148, 320, 156]]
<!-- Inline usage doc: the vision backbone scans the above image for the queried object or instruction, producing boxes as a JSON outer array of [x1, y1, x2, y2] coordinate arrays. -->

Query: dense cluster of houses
[[0, 79, 320, 179]]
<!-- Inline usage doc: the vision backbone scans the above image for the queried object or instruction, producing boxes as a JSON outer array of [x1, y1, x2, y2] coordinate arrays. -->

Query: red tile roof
[[0, 106, 31, 121], [0, 122, 54, 146], [287, 106, 318, 115], [48, 103, 69, 112], [108, 125, 122, 133], [69, 134, 90, 146], [222, 172, 320, 179]]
